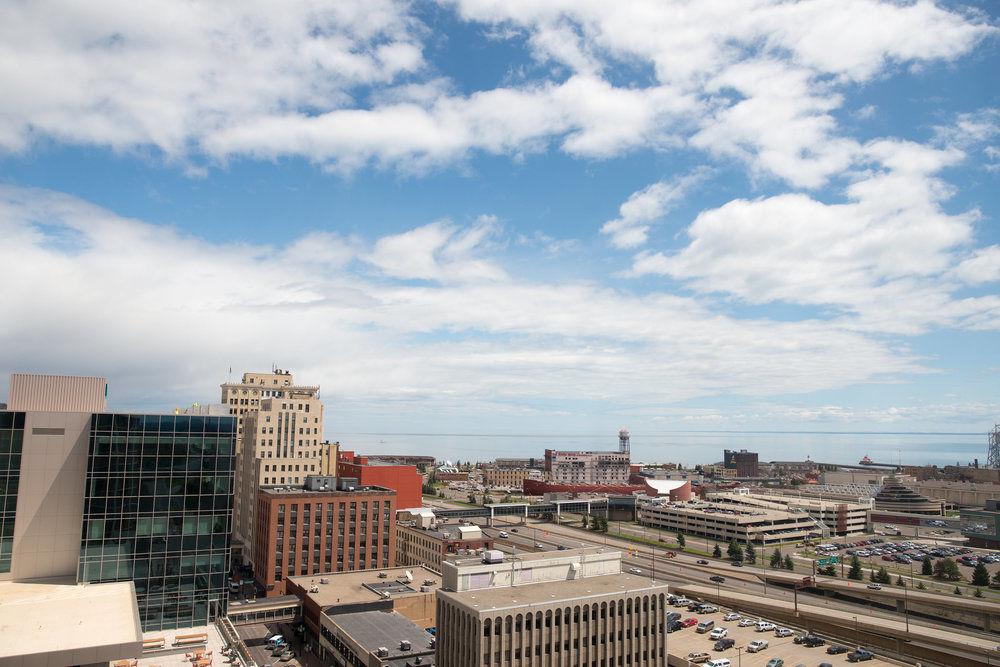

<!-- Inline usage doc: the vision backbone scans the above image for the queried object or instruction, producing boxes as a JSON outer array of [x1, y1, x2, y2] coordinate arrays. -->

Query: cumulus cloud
[[601, 169, 709, 249], [0, 186, 926, 414], [626, 139, 1000, 334], [0, 1, 992, 181]]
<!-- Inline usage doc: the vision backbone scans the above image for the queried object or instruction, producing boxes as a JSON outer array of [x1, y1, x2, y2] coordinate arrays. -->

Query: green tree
[[848, 555, 863, 581], [581, 515, 589, 529], [783, 554, 795, 571], [875, 566, 891, 584], [992, 570, 1000, 588], [921, 556, 933, 576], [896, 574, 905, 586], [770, 549, 783, 568], [744, 542, 756, 564], [676, 532, 686, 548], [819, 565, 837, 576], [934, 558, 962, 581], [712, 543, 722, 559], [467, 492, 477, 504], [972, 562, 990, 587], [727, 539, 744, 562]]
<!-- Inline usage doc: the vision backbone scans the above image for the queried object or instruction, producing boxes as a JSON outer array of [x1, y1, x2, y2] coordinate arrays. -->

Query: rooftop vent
[[400, 640, 411, 651], [378, 571, 388, 578], [319, 577, 330, 584], [376, 647, 389, 657]]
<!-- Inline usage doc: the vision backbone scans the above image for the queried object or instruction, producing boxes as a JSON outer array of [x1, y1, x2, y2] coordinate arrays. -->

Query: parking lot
[[664, 596, 893, 666]]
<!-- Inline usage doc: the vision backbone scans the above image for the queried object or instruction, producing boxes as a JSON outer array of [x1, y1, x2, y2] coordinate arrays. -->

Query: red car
[[681, 618, 699, 628], [882, 555, 894, 561]]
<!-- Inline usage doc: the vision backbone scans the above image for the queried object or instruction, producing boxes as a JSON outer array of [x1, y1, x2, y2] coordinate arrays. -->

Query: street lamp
[[853, 615, 859, 649]]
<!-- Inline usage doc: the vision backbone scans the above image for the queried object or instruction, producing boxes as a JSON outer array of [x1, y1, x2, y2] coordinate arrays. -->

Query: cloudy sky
[[0, 0, 998, 438]]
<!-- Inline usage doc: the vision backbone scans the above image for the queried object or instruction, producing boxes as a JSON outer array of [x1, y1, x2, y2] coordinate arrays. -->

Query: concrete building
[[723, 449, 760, 478], [435, 548, 668, 667], [286, 565, 441, 639], [0, 374, 235, 631], [252, 477, 397, 596], [544, 449, 630, 486], [231, 369, 332, 563], [874, 476, 945, 515], [339, 450, 423, 510], [483, 467, 540, 489], [637, 497, 820, 545], [709, 490, 870, 536], [320, 609, 436, 667], [396, 514, 495, 571], [908, 480, 1000, 507]]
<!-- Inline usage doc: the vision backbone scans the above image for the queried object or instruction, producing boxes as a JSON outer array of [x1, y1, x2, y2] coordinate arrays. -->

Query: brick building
[[396, 517, 495, 571], [253, 477, 396, 596], [482, 467, 537, 489], [338, 450, 423, 510], [723, 449, 760, 477]]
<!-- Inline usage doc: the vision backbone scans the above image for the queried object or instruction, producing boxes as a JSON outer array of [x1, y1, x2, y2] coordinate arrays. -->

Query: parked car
[[774, 627, 793, 638], [827, 645, 849, 655], [689, 600, 705, 611], [730, 561, 743, 567], [666, 612, 682, 623], [709, 627, 728, 640], [498, 531, 509, 538], [747, 639, 769, 653], [765, 659, 784, 667], [673, 597, 690, 607], [699, 605, 719, 614], [667, 620, 684, 633], [696, 620, 715, 634], [723, 612, 740, 622], [755, 621, 776, 632], [681, 617, 699, 628], [866, 583, 881, 590], [794, 634, 825, 647], [738, 618, 756, 627], [697, 559, 710, 565], [848, 649, 875, 662], [713, 638, 735, 651], [687, 651, 711, 664], [629, 567, 642, 574]]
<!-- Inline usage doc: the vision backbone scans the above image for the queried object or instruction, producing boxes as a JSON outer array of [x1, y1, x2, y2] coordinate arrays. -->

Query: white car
[[774, 627, 793, 638], [723, 612, 741, 622], [673, 597, 690, 607], [756, 621, 776, 632], [747, 639, 769, 653], [629, 567, 642, 574], [709, 628, 728, 640], [498, 531, 509, 538], [738, 618, 756, 627]]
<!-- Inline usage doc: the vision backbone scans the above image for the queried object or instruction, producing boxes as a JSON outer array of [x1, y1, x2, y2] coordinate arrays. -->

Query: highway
[[475, 517, 1000, 651]]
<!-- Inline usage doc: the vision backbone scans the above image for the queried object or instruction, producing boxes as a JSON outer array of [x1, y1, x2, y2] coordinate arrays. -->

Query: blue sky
[[0, 0, 998, 440]]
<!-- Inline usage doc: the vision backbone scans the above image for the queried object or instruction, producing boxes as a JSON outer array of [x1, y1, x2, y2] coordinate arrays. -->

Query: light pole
[[853, 615, 859, 649], [903, 561, 912, 634]]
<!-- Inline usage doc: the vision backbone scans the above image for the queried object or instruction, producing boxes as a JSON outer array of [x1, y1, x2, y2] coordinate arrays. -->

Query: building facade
[[637, 498, 820, 545], [231, 370, 329, 564], [873, 476, 945, 515], [79, 413, 235, 630], [0, 373, 236, 631], [252, 480, 397, 596], [436, 550, 668, 667], [544, 449, 630, 486], [338, 450, 423, 510], [723, 449, 760, 477], [396, 522, 494, 571], [709, 490, 869, 536]]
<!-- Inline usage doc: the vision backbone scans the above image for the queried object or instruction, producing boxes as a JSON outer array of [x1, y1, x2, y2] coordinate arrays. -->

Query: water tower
[[618, 427, 630, 453]]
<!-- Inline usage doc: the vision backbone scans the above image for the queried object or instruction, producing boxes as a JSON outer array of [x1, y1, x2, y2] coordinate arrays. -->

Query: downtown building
[[435, 547, 669, 667], [0, 373, 235, 632]]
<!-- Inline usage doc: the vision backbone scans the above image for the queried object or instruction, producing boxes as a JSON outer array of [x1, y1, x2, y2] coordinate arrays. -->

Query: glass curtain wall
[[0, 412, 24, 573], [79, 413, 235, 630]]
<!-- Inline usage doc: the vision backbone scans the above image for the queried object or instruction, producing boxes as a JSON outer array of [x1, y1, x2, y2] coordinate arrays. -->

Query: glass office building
[[78, 413, 236, 630], [0, 412, 24, 573]]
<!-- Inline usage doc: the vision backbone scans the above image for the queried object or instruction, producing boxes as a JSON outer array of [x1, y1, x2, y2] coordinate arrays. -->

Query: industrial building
[[483, 466, 541, 489], [874, 476, 946, 515], [637, 497, 820, 545]]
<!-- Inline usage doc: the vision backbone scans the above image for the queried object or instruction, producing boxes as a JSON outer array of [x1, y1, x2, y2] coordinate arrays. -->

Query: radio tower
[[988, 424, 1000, 469]]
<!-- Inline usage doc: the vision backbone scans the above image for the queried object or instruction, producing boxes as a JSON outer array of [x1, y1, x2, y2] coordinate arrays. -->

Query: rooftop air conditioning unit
[[378, 572, 388, 578], [376, 647, 389, 657], [319, 578, 330, 584], [400, 640, 411, 651]]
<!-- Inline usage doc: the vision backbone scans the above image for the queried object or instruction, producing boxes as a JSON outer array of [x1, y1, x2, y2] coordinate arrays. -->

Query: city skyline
[[1, 1, 999, 438]]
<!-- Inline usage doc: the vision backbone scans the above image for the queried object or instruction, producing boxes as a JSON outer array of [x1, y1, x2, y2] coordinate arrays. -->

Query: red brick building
[[254, 481, 397, 596], [337, 450, 423, 510]]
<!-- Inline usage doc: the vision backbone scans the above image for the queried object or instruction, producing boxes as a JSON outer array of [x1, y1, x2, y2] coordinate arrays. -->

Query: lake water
[[336, 430, 989, 468]]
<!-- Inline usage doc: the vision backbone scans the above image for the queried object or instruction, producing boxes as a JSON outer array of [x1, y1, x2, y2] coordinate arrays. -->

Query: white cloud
[[953, 245, 1000, 286], [0, 1, 992, 182], [601, 169, 708, 249], [626, 139, 1000, 334], [0, 186, 927, 414]]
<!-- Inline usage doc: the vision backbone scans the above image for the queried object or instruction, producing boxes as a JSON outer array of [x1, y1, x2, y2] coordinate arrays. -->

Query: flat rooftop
[[643, 501, 809, 523], [259, 485, 393, 497], [330, 610, 434, 659], [445, 545, 613, 567], [287, 566, 442, 607], [0, 579, 142, 661], [439, 572, 668, 614]]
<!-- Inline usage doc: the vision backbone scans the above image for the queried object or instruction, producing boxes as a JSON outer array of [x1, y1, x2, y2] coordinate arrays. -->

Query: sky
[[0, 0, 998, 445]]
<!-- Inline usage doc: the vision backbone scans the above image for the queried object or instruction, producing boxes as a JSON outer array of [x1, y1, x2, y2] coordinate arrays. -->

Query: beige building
[[709, 490, 870, 536], [483, 467, 538, 489], [637, 498, 820, 545], [436, 549, 668, 667], [396, 520, 495, 572], [228, 370, 334, 561]]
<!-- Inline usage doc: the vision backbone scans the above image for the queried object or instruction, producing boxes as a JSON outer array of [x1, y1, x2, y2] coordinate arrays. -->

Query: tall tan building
[[226, 370, 335, 565]]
